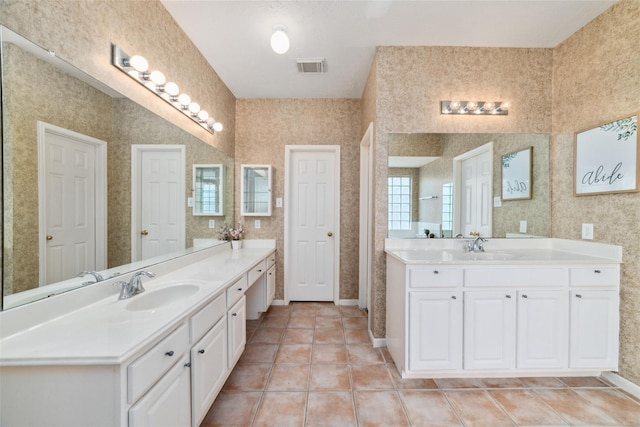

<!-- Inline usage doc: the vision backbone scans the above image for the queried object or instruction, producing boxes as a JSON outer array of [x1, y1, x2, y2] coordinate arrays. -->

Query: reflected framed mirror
[[193, 164, 224, 216], [240, 164, 272, 216]]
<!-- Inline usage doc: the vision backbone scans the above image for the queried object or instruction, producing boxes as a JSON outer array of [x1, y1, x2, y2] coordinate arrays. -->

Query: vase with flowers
[[218, 223, 245, 249]]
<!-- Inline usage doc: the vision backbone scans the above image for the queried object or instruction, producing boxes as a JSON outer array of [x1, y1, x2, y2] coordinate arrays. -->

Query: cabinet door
[[267, 265, 276, 307], [409, 291, 462, 371], [191, 317, 228, 427], [129, 355, 191, 427], [517, 290, 568, 369], [464, 291, 516, 370], [570, 290, 619, 369], [228, 296, 247, 369]]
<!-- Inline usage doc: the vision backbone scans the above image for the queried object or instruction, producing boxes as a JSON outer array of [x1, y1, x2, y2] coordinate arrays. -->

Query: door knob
[[327, 232, 333, 237], [140, 230, 149, 236], [46, 235, 53, 241]]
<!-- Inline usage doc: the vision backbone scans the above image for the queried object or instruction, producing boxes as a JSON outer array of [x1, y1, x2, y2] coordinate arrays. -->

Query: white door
[[409, 291, 462, 371], [464, 290, 516, 370], [38, 122, 107, 285], [131, 145, 185, 261], [454, 142, 493, 237], [285, 146, 340, 303], [517, 290, 569, 369]]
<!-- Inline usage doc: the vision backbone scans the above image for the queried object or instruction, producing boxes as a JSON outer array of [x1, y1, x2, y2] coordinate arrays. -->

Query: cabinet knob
[[451, 295, 457, 299], [522, 295, 528, 299], [576, 294, 583, 298], [198, 349, 205, 354], [165, 351, 174, 357], [506, 295, 512, 299], [433, 270, 439, 274], [232, 313, 238, 316], [258, 269, 262, 273], [184, 362, 191, 368], [237, 288, 243, 291], [594, 269, 602, 274]]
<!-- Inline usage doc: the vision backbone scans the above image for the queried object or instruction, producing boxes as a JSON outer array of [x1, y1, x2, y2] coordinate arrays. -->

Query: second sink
[[125, 284, 200, 311]]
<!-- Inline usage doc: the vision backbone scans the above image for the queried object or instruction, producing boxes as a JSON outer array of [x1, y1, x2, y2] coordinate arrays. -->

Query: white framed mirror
[[240, 164, 272, 216], [193, 164, 224, 216]]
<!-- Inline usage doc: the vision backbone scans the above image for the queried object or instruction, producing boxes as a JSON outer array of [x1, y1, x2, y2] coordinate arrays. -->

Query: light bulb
[[129, 55, 148, 72], [466, 101, 477, 111], [213, 122, 223, 132], [150, 70, 166, 85], [449, 101, 461, 111], [483, 102, 495, 111], [270, 25, 290, 54], [188, 102, 201, 114], [178, 93, 191, 106], [500, 102, 509, 111], [206, 117, 216, 128], [165, 82, 179, 97], [197, 110, 209, 121]]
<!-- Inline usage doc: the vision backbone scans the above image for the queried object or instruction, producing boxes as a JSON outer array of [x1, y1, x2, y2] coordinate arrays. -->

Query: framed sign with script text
[[575, 114, 639, 196], [501, 147, 532, 201]]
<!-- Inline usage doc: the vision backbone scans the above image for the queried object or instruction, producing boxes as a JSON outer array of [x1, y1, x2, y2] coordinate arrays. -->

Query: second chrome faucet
[[118, 271, 155, 300]]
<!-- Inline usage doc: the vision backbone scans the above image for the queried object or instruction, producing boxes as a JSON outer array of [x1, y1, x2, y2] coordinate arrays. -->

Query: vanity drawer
[[266, 252, 276, 269], [190, 293, 226, 343], [408, 267, 462, 288], [248, 260, 266, 286], [128, 323, 189, 404], [570, 267, 619, 286], [464, 267, 569, 287], [227, 275, 248, 308]]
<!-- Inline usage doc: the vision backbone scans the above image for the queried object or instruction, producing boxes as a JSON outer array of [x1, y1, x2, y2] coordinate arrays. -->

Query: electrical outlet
[[493, 197, 502, 207], [255, 220, 261, 229], [276, 197, 283, 208], [187, 197, 193, 207], [582, 223, 594, 240], [208, 219, 215, 229], [519, 220, 527, 233]]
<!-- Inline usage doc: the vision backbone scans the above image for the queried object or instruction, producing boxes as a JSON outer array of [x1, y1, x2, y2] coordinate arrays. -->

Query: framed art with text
[[575, 114, 639, 196]]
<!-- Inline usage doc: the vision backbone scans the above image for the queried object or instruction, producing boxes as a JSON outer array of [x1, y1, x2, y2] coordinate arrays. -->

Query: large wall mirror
[[1, 26, 234, 310], [387, 132, 550, 238]]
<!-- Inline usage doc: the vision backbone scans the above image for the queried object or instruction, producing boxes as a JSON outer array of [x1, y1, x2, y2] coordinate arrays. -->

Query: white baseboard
[[271, 299, 286, 306], [368, 329, 387, 348], [339, 299, 359, 306], [602, 372, 640, 399]]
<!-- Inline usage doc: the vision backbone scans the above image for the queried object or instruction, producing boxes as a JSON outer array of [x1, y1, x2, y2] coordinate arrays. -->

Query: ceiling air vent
[[297, 58, 326, 73]]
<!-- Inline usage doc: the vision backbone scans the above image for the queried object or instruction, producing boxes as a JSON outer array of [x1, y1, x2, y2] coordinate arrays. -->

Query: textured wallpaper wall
[[551, 0, 640, 384]]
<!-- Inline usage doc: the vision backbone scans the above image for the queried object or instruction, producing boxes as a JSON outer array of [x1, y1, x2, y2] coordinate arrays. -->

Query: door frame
[[359, 123, 374, 311], [452, 141, 493, 236], [284, 145, 341, 305], [37, 121, 107, 285], [130, 144, 185, 262]]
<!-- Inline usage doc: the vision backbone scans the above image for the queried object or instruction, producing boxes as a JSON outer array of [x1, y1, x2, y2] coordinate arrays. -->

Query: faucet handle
[[117, 281, 132, 300]]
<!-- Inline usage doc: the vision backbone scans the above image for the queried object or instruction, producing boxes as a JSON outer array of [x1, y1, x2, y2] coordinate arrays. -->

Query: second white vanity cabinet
[[228, 296, 247, 368]]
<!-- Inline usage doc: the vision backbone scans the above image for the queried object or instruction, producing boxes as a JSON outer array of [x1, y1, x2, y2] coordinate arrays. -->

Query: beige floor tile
[[266, 364, 310, 391], [479, 377, 526, 388], [316, 304, 342, 317], [345, 328, 370, 344], [388, 365, 438, 390], [399, 390, 462, 426], [435, 377, 484, 389], [288, 315, 316, 328], [265, 305, 292, 317], [238, 343, 279, 364], [315, 316, 342, 329], [340, 306, 367, 318], [291, 303, 318, 317], [342, 316, 368, 329], [275, 344, 312, 364], [573, 388, 640, 425], [314, 327, 345, 344], [558, 376, 611, 388], [354, 391, 410, 427], [311, 344, 348, 364], [253, 391, 306, 427], [200, 391, 261, 427], [223, 364, 272, 391], [519, 377, 567, 388], [346, 344, 384, 364], [534, 388, 620, 425], [445, 390, 515, 427], [259, 316, 289, 329], [351, 364, 394, 390], [310, 364, 351, 390], [489, 389, 568, 426], [379, 346, 394, 363], [248, 327, 284, 344], [282, 328, 314, 344], [306, 392, 357, 426]]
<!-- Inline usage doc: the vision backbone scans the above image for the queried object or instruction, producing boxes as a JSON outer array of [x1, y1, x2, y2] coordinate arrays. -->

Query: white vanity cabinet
[[228, 296, 247, 368], [246, 254, 277, 320]]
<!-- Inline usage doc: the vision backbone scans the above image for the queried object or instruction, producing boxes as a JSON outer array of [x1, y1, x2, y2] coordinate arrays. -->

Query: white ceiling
[[161, 0, 616, 99]]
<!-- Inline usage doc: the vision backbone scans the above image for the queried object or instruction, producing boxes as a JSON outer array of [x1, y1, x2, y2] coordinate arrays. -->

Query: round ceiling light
[[270, 25, 290, 54]]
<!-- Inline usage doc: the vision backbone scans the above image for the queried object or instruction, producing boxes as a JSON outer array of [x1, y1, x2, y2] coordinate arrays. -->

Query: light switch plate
[[208, 219, 215, 229], [493, 197, 502, 207], [255, 220, 261, 229], [582, 223, 594, 240], [276, 197, 283, 208], [187, 197, 193, 207], [519, 220, 527, 233]]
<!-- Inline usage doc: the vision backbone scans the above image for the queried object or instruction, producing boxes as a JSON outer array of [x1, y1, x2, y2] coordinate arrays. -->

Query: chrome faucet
[[78, 271, 104, 286], [468, 236, 487, 253], [117, 270, 155, 300]]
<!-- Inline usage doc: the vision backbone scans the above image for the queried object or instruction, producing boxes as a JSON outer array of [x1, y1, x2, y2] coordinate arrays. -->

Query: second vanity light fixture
[[111, 44, 223, 134], [441, 101, 509, 115]]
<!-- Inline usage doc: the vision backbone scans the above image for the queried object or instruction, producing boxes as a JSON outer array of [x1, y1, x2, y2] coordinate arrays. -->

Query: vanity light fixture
[[111, 44, 223, 134], [270, 24, 290, 54], [440, 101, 509, 115]]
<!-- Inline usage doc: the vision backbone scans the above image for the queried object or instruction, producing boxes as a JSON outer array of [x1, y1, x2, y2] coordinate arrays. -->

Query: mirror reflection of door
[[455, 143, 493, 237], [132, 145, 185, 262], [38, 122, 107, 285]]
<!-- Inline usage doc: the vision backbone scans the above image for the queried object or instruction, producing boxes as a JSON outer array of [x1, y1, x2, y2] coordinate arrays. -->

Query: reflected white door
[[285, 146, 340, 302], [132, 145, 185, 261], [459, 149, 492, 237], [39, 122, 107, 285]]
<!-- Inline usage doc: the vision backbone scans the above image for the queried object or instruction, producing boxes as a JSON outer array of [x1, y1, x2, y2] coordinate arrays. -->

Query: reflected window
[[442, 182, 453, 237], [388, 176, 412, 230]]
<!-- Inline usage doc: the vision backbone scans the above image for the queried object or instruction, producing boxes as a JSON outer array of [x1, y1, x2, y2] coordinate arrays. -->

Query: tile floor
[[200, 302, 640, 427]]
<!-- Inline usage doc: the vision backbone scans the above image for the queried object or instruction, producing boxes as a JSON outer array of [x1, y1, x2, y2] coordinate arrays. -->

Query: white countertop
[[0, 244, 275, 367], [385, 238, 622, 265]]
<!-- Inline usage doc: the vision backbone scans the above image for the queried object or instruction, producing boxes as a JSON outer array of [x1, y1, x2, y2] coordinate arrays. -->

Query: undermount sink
[[459, 251, 519, 261], [125, 284, 200, 311]]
